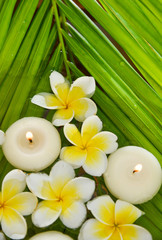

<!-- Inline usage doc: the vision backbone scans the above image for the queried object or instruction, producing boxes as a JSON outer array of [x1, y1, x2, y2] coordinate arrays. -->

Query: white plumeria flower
[[0, 170, 38, 239], [79, 195, 152, 240], [26, 161, 95, 229], [31, 71, 97, 126], [0, 232, 6, 240], [29, 231, 73, 240], [60, 115, 118, 176]]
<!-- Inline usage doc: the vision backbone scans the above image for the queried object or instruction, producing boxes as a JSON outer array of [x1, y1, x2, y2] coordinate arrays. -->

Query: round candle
[[104, 146, 162, 204], [29, 231, 73, 240], [1, 117, 61, 171]]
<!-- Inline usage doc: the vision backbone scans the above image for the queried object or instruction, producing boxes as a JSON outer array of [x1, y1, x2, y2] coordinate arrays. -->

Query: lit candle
[[29, 231, 73, 240], [0, 117, 61, 171], [104, 146, 162, 204]]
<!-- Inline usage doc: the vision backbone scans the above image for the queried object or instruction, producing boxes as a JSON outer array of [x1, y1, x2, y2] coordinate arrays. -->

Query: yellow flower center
[[80, 144, 87, 150], [64, 102, 70, 109], [56, 196, 63, 202], [114, 223, 119, 228], [0, 202, 5, 209]]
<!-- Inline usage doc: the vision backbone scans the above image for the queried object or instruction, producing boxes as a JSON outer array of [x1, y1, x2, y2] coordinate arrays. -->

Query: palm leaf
[[0, 0, 161, 239], [76, 0, 161, 94]]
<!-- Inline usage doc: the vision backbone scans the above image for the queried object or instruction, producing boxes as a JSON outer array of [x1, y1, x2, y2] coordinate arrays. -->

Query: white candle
[[104, 146, 162, 204], [1, 117, 61, 171], [29, 231, 73, 240]]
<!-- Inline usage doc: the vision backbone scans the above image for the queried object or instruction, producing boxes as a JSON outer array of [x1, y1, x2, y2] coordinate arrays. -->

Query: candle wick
[[133, 164, 142, 174], [26, 131, 33, 144]]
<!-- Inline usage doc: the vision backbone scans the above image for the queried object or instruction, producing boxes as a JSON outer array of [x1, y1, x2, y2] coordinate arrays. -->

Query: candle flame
[[26, 131, 33, 143], [133, 164, 142, 173]]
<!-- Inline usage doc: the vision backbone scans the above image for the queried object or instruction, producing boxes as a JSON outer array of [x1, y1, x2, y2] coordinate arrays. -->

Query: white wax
[[29, 231, 73, 240], [104, 146, 162, 204], [2, 117, 61, 171]]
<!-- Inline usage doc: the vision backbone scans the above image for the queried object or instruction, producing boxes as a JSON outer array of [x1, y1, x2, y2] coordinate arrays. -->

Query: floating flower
[[31, 71, 97, 126], [0, 170, 37, 239], [79, 195, 152, 240], [60, 116, 118, 176], [26, 161, 95, 229]]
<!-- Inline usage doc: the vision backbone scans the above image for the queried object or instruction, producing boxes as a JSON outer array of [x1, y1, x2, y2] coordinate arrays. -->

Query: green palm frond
[[76, 0, 161, 94], [0, 0, 161, 239]]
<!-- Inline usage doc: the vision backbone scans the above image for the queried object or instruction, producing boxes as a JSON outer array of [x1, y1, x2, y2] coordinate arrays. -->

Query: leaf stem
[[52, 0, 71, 82]]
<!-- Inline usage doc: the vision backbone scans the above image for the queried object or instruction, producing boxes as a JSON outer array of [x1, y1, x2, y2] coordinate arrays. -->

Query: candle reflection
[[26, 131, 33, 143], [133, 164, 142, 173]]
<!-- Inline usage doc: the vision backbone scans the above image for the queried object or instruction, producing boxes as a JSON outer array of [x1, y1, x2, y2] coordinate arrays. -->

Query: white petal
[[0, 130, 5, 145], [67, 85, 86, 103], [60, 201, 86, 229], [52, 108, 74, 126], [64, 123, 83, 147], [32, 201, 62, 228], [54, 82, 70, 104], [0, 208, 2, 222], [1, 208, 27, 239], [60, 146, 87, 169], [2, 170, 26, 202], [81, 116, 102, 145], [83, 147, 108, 176], [71, 76, 96, 98], [49, 71, 65, 94], [79, 219, 114, 240], [119, 224, 152, 240], [6, 192, 38, 216], [87, 195, 115, 225], [0, 232, 6, 240], [71, 98, 97, 122], [88, 131, 118, 154], [78, 231, 84, 240], [31, 93, 63, 109], [115, 200, 144, 225], [61, 177, 95, 203], [50, 161, 75, 194], [26, 173, 54, 200]]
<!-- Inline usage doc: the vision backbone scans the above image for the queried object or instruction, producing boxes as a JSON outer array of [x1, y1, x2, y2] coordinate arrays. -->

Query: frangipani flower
[[31, 71, 97, 126], [0, 170, 37, 239], [60, 116, 118, 176], [26, 161, 95, 229], [79, 195, 152, 240]]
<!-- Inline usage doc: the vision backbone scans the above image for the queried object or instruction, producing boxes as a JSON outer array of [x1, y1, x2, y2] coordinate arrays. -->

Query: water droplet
[[134, 104, 137, 109], [120, 61, 125, 67]]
